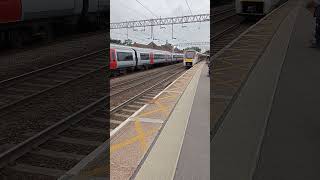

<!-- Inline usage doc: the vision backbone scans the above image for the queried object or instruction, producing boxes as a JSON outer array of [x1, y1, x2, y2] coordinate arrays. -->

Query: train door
[[133, 49, 139, 69], [109, 48, 117, 70], [165, 54, 170, 64], [150, 52, 154, 65], [168, 54, 172, 64]]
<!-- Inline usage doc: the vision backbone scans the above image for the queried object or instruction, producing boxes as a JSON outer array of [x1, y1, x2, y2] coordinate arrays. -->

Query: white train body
[[109, 44, 183, 75], [172, 53, 184, 63], [235, 0, 281, 16]]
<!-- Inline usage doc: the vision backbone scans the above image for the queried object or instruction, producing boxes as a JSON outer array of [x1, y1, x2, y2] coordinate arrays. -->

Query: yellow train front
[[183, 50, 198, 68], [183, 50, 209, 68]]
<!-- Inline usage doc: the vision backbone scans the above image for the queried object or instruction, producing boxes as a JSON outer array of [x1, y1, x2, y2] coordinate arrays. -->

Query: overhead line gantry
[[110, 14, 210, 29]]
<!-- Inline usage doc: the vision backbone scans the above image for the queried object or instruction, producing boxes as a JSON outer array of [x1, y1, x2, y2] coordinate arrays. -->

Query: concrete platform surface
[[253, 2, 320, 180], [133, 62, 208, 180], [212, 0, 320, 179], [173, 63, 210, 180]]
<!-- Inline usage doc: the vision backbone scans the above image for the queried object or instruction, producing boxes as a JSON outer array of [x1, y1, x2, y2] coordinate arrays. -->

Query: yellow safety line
[[136, 105, 169, 117], [110, 126, 158, 154], [134, 119, 148, 152], [155, 95, 178, 102], [155, 101, 171, 117], [110, 95, 176, 154]]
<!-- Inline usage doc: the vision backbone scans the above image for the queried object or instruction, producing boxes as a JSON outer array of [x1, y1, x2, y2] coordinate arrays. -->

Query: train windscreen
[[185, 51, 196, 59]]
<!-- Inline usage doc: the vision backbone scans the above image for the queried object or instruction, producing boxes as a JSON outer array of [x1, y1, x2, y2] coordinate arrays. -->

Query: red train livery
[[0, 0, 108, 47]]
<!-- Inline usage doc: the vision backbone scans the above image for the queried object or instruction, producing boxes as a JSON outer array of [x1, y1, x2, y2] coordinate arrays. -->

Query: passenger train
[[110, 44, 184, 76], [235, 0, 282, 16], [183, 50, 209, 68], [0, 0, 108, 47]]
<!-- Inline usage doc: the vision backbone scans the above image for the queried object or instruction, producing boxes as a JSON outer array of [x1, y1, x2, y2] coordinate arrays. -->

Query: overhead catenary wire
[[185, 0, 193, 15], [117, 0, 149, 20], [135, 0, 159, 18], [111, 28, 168, 45]]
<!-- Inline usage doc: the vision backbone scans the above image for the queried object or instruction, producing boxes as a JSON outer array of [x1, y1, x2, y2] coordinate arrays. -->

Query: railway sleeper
[[6, 163, 65, 179], [30, 148, 85, 161], [71, 126, 107, 135], [54, 136, 101, 147]]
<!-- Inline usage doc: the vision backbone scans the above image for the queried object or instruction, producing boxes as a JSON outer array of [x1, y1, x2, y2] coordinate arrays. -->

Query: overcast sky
[[110, 0, 210, 51]]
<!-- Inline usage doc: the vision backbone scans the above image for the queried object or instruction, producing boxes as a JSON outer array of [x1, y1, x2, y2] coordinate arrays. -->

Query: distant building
[[132, 42, 148, 48], [160, 41, 174, 52], [147, 42, 158, 49], [131, 41, 183, 53]]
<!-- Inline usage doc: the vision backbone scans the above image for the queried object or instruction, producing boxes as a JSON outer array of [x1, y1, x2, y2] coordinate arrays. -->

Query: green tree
[[184, 46, 201, 52], [110, 39, 122, 44], [124, 39, 133, 46]]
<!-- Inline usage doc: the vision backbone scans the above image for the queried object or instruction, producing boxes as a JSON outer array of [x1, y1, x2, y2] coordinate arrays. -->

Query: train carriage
[[0, 0, 108, 47], [153, 50, 168, 65], [109, 44, 184, 76], [132, 47, 154, 70], [172, 53, 184, 63], [165, 53, 172, 64], [110, 44, 136, 75]]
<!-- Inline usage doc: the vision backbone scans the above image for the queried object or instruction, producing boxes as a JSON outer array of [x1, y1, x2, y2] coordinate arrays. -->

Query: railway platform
[[212, 0, 320, 179], [59, 61, 210, 180]]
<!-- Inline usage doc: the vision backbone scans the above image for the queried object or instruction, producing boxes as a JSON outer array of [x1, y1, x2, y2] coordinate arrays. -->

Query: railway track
[[0, 49, 107, 117], [213, 21, 253, 54], [0, 63, 185, 179], [110, 62, 182, 88], [209, 5, 257, 76], [213, 3, 235, 13], [110, 66, 186, 132], [213, 6, 236, 24], [212, 9, 256, 54], [110, 64, 182, 100], [212, 5, 247, 53], [0, 30, 106, 55], [0, 96, 107, 179]]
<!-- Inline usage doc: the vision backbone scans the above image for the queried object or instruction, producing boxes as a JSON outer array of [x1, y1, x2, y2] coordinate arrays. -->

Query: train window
[[185, 51, 195, 59], [140, 53, 149, 60], [117, 52, 133, 61], [173, 55, 177, 60], [155, 54, 160, 59], [155, 54, 164, 59]]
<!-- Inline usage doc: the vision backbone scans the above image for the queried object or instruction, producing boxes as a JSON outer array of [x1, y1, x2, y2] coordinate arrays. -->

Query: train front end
[[183, 50, 196, 68]]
